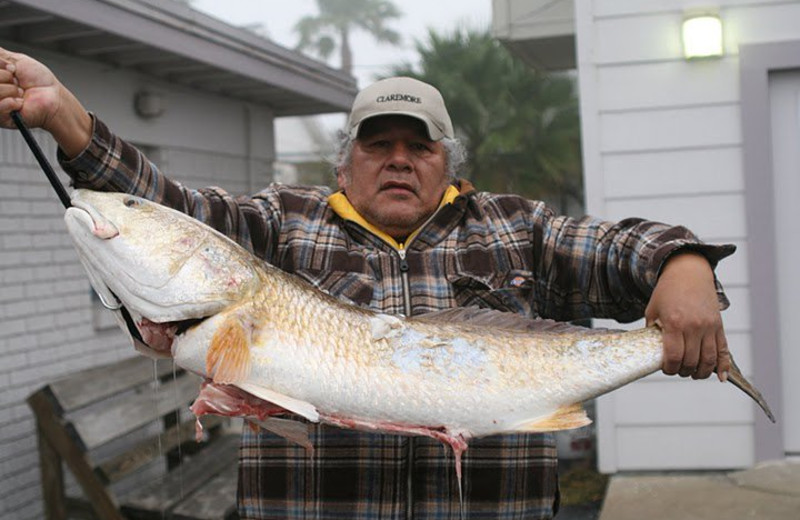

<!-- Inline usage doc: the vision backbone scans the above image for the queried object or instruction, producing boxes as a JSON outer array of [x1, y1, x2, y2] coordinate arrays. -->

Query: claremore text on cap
[[347, 77, 455, 140], [376, 94, 422, 104]]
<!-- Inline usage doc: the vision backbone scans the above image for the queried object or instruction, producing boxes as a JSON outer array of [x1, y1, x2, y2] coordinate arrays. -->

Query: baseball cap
[[347, 77, 454, 141]]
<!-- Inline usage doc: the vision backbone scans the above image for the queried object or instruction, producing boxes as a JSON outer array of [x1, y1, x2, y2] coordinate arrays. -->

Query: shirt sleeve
[[57, 115, 282, 261], [528, 199, 735, 323]]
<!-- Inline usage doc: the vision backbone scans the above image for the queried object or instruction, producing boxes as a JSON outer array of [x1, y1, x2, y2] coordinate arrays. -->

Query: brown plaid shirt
[[62, 117, 734, 519]]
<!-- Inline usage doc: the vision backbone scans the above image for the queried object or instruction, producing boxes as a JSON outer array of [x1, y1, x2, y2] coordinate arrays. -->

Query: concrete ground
[[597, 460, 800, 520]]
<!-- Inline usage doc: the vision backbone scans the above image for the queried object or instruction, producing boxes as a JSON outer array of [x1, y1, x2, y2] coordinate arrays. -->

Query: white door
[[769, 71, 800, 456]]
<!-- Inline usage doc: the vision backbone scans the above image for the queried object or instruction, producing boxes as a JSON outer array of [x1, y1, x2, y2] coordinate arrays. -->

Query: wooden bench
[[27, 356, 241, 520]]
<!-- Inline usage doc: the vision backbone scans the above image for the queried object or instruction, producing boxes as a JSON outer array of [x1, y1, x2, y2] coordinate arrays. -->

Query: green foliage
[[390, 28, 583, 211], [295, 0, 403, 75]]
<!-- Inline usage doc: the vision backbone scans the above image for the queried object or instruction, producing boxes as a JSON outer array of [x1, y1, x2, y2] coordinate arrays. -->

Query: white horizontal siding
[[720, 286, 752, 331], [613, 378, 754, 425], [602, 147, 744, 198], [593, 3, 800, 64], [593, 0, 789, 18], [725, 2, 800, 46], [714, 239, 748, 286], [597, 59, 740, 112], [600, 105, 741, 153], [150, 147, 258, 195], [615, 425, 754, 469], [720, 331, 753, 375], [605, 193, 747, 241], [575, 0, 799, 472], [593, 13, 684, 64]]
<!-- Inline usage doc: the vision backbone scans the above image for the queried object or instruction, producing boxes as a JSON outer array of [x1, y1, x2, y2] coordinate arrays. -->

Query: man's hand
[[645, 251, 731, 381], [0, 46, 91, 158]]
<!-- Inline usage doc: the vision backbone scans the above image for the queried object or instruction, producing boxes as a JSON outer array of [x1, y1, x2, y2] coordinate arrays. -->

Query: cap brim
[[350, 111, 447, 141]]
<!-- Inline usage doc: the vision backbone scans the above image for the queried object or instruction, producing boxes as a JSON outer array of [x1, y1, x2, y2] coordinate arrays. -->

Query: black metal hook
[[10, 110, 146, 346]]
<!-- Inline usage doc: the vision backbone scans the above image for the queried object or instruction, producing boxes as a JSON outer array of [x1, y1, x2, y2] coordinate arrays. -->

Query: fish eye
[[124, 197, 140, 208]]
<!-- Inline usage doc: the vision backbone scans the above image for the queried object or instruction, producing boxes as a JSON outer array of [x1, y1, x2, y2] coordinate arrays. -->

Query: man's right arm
[[525, 197, 735, 382], [0, 46, 282, 260]]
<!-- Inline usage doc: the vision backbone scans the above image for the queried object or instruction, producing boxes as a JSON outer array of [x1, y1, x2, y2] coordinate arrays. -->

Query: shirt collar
[[328, 185, 460, 250]]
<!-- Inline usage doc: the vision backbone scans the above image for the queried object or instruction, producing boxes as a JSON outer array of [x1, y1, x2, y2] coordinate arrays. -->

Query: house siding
[[574, 0, 800, 472]]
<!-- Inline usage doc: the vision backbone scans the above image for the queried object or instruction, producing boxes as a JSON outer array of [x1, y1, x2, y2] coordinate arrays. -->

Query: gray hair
[[333, 130, 467, 181]]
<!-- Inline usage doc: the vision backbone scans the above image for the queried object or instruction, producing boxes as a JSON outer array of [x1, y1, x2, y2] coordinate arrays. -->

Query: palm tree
[[295, 0, 402, 75], [390, 28, 583, 213]]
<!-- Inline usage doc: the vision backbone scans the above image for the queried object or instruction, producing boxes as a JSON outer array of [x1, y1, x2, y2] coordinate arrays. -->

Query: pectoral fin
[[206, 316, 251, 385], [513, 403, 592, 432]]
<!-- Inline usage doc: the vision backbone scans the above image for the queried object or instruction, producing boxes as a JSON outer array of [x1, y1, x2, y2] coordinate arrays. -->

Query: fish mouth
[[65, 200, 212, 356], [66, 200, 119, 239]]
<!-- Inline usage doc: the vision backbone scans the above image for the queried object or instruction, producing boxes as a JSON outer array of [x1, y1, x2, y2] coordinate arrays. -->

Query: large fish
[[63, 189, 775, 481]]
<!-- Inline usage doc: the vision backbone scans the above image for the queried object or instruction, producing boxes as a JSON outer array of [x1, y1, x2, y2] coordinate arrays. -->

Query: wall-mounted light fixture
[[134, 90, 166, 119], [682, 11, 724, 59]]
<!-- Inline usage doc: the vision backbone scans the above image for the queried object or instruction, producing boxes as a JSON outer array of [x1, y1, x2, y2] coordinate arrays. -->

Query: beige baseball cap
[[347, 77, 454, 141]]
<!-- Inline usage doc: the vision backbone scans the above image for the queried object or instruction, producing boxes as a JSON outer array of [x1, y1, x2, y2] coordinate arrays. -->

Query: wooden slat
[[47, 357, 177, 412], [71, 373, 202, 450], [64, 497, 103, 520], [172, 463, 240, 520], [120, 434, 240, 518], [26, 391, 126, 520], [96, 415, 226, 484], [29, 354, 244, 520], [36, 421, 67, 520]]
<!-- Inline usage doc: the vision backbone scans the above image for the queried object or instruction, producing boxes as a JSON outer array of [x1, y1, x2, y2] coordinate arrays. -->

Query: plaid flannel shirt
[[61, 117, 734, 520]]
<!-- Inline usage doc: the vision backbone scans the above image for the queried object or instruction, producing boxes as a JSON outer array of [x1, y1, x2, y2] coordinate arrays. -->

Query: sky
[[190, 0, 493, 88], [187, 1, 493, 158]]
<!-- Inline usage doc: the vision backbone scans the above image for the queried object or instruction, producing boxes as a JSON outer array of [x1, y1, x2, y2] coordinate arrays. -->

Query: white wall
[[574, 0, 800, 472], [0, 41, 275, 519]]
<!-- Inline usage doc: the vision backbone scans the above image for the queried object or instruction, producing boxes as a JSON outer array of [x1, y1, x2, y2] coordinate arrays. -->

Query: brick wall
[[0, 127, 132, 518], [0, 124, 266, 518]]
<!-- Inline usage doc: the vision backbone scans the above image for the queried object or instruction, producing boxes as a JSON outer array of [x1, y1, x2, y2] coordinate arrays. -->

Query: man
[[0, 47, 733, 519]]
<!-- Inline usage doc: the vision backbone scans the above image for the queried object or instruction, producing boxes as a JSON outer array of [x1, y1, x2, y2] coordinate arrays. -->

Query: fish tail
[[723, 355, 776, 423]]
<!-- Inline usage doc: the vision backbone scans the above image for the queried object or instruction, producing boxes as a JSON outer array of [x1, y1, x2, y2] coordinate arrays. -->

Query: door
[[769, 70, 800, 456]]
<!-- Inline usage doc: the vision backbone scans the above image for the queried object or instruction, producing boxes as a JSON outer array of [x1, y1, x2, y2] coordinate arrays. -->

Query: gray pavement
[[597, 460, 800, 520]]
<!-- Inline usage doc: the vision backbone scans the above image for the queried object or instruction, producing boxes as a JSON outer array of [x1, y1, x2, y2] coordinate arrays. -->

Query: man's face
[[337, 115, 450, 241]]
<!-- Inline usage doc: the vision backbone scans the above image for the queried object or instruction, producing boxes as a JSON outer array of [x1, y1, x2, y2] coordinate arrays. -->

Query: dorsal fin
[[410, 306, 617, 334]]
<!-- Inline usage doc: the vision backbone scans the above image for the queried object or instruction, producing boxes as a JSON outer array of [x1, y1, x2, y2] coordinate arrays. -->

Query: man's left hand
[[645, 251, 731, 381]]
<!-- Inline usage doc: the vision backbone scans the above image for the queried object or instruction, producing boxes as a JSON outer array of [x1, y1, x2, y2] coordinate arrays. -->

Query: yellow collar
[[328, 185, 460, 250]]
